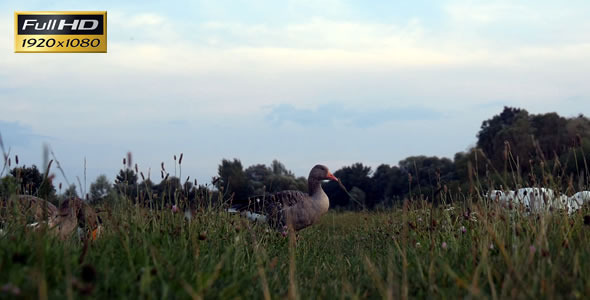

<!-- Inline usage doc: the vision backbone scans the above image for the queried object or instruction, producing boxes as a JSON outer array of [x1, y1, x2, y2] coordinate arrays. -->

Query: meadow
[[1, 192, 589, 299]]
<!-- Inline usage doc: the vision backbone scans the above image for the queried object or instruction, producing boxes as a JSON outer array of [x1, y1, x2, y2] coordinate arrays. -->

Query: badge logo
[[15, 11, 107, 53]]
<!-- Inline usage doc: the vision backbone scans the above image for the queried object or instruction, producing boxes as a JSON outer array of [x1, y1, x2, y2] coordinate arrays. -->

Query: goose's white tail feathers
[[243, 211, 267, 222], [228, 207, 267, 222]]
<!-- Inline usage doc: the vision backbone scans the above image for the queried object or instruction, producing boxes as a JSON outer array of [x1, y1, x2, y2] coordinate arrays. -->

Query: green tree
[[217, 159, 251, 201], [369, 164, 408, 206], [245, 164, 272, 195], [90, 175, 113, 203], [0, 175, 18, 199], [325, 163, 372, 209], [398, 155, 456, 203], [63, 184, 78, 198], [114, 168, 138, 199], [9, 164, 56, 202]]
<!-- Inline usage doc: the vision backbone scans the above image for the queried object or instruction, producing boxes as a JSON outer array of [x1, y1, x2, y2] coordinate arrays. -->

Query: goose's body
[[231, 164, 338, 232], [1, 196, 101, 241]]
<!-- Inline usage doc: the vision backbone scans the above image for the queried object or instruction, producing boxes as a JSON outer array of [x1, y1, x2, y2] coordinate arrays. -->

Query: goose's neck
[[308, 177, 323, 196]]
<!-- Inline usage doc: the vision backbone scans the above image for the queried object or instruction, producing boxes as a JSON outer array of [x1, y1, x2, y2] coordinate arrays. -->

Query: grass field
[[1, 195, 589, 299]]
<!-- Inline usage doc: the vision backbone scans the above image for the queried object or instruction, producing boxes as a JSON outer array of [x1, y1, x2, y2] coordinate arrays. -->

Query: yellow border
[[14, 11, 107, 53]]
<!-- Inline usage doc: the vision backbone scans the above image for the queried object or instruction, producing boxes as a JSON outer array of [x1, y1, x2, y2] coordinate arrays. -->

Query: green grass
[[1, 198, 590, 299]]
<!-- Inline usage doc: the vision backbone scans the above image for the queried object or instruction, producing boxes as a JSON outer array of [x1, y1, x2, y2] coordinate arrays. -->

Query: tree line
[[1, 107, 589, 210]]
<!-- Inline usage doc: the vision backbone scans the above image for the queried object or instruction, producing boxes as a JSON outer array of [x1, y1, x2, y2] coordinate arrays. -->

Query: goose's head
[[309, 164, 339, 182]]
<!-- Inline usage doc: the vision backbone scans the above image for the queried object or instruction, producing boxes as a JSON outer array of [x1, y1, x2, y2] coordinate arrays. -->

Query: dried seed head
[[123, 158, 126, 166], [161, 162, 165, 171], [140, 172, 145, 181], [15, 155, 19, 165], [179, 153, 183, 165], [134, 164, 138, 173], [59, 183, 62, 190], [127, 152, 132, 168], [161, 171, 164, 179], [174, 155, 177, 161]]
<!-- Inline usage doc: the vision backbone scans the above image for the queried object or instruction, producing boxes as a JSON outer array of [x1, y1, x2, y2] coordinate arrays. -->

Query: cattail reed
[[15, 155, 18, 165], [140, 172, 145, 181], [179, 153, 183, 165], [127, 152, 132, 169]]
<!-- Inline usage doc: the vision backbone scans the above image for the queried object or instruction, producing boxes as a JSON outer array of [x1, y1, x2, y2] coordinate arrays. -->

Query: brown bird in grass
[[2, 195, 102, 241], [55, 197, 102, 241], [229, 164, 339, 233]]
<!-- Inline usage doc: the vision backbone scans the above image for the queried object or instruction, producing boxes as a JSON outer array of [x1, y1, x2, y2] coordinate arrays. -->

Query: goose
[[229, 164, 339, 232], [56, 197, 102, 241], [1, 195, 101, 241], [1, 195, 59, 227]]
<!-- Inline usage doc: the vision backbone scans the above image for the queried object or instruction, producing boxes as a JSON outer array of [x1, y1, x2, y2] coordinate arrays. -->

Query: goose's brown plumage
[[1, 195, 101, 241], [231, 164, 338, 231]]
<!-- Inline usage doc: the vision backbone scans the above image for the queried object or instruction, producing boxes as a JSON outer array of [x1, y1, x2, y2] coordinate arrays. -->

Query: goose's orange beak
[[326, 171, 338, 181]]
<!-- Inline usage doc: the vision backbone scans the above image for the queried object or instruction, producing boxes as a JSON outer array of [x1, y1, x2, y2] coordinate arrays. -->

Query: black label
[[17, 14, 104, 35]]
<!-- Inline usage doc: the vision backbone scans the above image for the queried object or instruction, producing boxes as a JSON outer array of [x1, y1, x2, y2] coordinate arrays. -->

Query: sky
[[1, 0, 590, 193]]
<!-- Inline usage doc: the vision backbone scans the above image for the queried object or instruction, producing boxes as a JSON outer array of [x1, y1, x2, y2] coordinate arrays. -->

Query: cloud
[[1, 1, 590, 183], [0, 121, 49, 147], [266, 103, 443, 128]]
